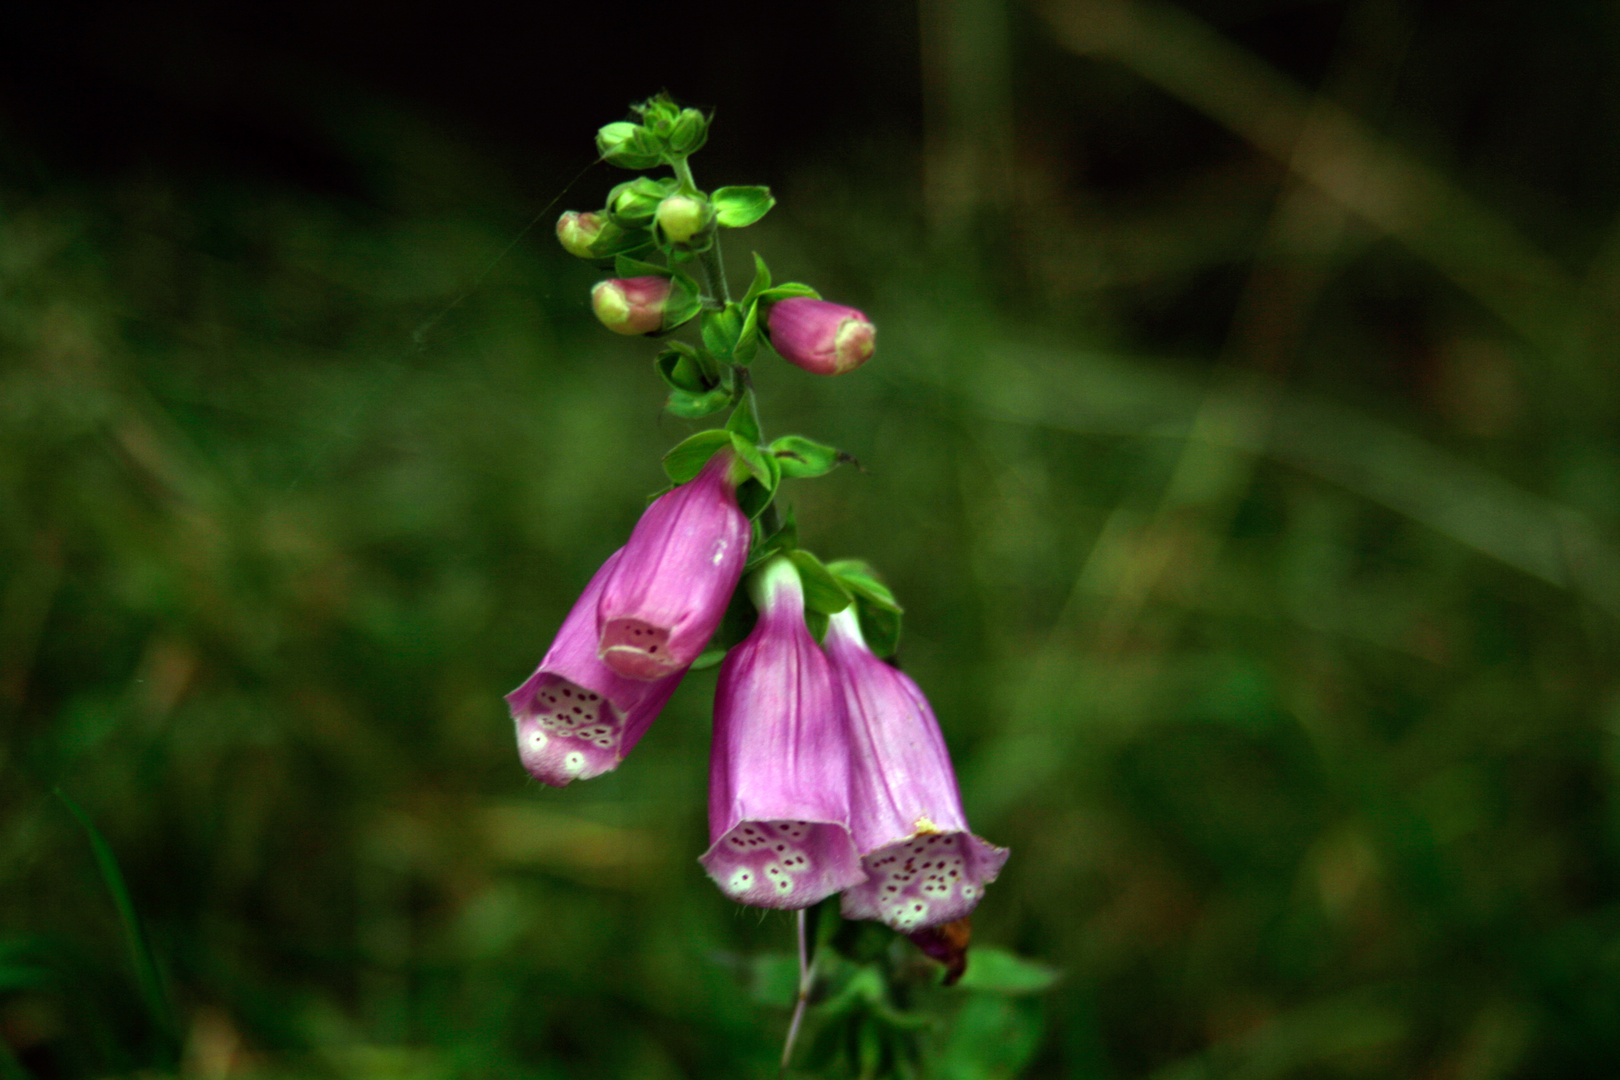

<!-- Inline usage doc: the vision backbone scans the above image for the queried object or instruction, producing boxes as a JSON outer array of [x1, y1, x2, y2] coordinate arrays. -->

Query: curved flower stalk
[[596, 450, 751, 681], [507, 550, 685, 786], [701, 557, 865, 909], [824, 607, 1009, 932]]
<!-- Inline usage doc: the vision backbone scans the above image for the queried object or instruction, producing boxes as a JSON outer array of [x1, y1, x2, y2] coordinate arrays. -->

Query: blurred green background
[[5, 0, 1620, 1076]]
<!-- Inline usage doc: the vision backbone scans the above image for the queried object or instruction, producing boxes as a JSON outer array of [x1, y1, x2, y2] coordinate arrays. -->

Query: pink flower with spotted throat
[[507, 549, 684, 786], [700, 556, 866, 908], [824, 607, 1008, 932]]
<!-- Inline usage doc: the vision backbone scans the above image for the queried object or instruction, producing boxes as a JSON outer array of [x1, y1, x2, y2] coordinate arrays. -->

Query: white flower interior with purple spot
[[507, 549, 683, 786]]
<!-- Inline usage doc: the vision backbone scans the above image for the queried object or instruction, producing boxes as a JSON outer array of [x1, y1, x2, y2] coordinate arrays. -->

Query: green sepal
[[789, 549, 854, 616], [596, 123, 664, 170], [727, 432, 774, 488], [661, 270, 704, 331], [734, 299, 761, 364], [665, 386, 732, 420], [827, 559, 903, 657], [662, 429, 732, 484], [614, 253, 670, 280], [712, 185, 776, 228], [757, 282, 822, 303], [701, 303, 747, 361], [730, 437, 780, 522], [770, 435, 847, 479], [952, 948, 1062, 995], [745, 508, 798, 572], [667, 108, 710, 156], [690, 647, 727, 671], [606, 177, 675, 225], [741, 252, 772, 307], [588, 223, 655, 260], [724, 392, 761, 445], [655, 341, 709, 393]]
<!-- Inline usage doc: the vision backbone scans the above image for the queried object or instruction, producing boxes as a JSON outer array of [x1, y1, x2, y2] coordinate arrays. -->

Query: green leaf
[[728, 432, 773, 487], [735, 298, 761, 364], [712, 185, 776, 228], [655, 342, 708, 393], [725, 392, 761, 445], [665, 386, 732, 420], [757, 282, 821, 303], [741, 252, 772, 307], [614, 253, 669, 279], [56, 788, 178, 1063], [954, 948, 1061, 995], [661, 271, 704, 331], [745, 510, 799, 571], [662, 429, 732, 484], [789, 550, 854, 616], [827, 560, 902, 613], [596, 122, 664, 169], [690, 647, 727, 671], [770, 434, 845, 479], [827, 560, 903, 656], [701, 303, 746, 360]]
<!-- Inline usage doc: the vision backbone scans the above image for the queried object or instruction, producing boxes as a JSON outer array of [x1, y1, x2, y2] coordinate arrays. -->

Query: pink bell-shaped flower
[[700, 557, 866, 909], [507, 549, 685, 786], [596, 450, 750, 681], [824, 607, 1008, 932]]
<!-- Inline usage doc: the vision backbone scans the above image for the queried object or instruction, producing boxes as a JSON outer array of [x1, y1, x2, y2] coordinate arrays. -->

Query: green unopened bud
[[667, 108, 710, 156], [656, 195, 712, 245], [597, 122, 664, 170], [609, 177, 672, 225], [556, 211, 609, 258]]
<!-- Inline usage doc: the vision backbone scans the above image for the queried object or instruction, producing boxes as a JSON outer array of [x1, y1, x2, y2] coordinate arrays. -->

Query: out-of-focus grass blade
[[54, 787, 179, 1063]]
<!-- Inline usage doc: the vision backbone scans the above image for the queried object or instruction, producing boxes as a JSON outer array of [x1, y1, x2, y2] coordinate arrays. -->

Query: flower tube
[[596, 450, 751, 681], [824, 607, 1008, 932], [507, 550, 685, 786], [700, 557, 865, 908]]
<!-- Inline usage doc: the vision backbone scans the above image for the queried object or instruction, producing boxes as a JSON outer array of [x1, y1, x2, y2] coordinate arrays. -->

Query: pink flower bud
[[591, 276, 672, 335], [823, 608, 1008, 932], [507, 549, 685, 786], [766, 297, 876, 376], [700, 558, 866, 909], [556, 211, 607, 258], [596, 450, 750, 680]]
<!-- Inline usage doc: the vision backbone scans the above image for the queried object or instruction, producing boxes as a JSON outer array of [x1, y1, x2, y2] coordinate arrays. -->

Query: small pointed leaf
[[662, 429, 732, 483], [770, 435, 844, 479], [789, 550, 853, 616], [712, 185, 776, 228]]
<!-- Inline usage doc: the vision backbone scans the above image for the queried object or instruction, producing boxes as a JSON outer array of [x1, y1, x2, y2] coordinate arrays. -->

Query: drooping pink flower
[[824, 607, 1008, 932], [700, 557, 866, 909], [766, 297, 875, 376], [507, 550, 684, 786], [596, 450, 750, 681]]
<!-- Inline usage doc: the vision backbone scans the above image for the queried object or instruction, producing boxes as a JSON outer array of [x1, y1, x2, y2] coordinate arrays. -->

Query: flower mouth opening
[[700, 819, 865, 910], [840, 831, 1004, 932], [513, 676, 629, 787], [599, 618, 677, 680]]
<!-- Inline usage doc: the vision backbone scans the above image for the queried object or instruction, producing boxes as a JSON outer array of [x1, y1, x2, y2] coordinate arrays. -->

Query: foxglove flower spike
[[825, 607, 1008, 932], [701, 557, 865, 909]]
